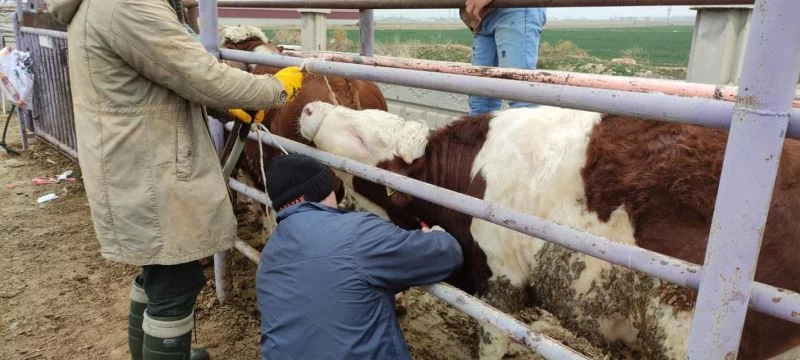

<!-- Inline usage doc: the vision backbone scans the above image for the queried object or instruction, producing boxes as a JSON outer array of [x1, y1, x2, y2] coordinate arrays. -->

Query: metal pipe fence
[[16, 27, 75, 159], [203, 0, 755, 8], [202, 0, 800, 358], [223, 48, 800, 137], [276, 50, 800, 109], [13, 0, 798, 357], [686, 0, 800, 356]]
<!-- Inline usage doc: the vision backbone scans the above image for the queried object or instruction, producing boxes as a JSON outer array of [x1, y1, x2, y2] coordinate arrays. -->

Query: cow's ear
[[383, 158, 420, 208], [388, 190, 412, 208]]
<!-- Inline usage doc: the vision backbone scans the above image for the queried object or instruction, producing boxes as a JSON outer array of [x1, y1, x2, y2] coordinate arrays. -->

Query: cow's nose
[[303, 106, 313, 117]]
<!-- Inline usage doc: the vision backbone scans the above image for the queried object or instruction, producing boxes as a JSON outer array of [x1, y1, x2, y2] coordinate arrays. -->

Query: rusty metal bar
[[280, 50, 800, 109], [221, 49, 800, 138], [212, 0, 753, 8], [226, 121, 800, 325], [686, 0, 800, 357]]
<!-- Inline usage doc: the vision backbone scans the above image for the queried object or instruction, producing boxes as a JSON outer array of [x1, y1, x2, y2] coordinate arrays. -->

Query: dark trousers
[[133, 261, 207, 318]]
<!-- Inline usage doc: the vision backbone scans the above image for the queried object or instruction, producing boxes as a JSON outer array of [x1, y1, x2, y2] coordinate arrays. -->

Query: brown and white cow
[[297, 101, 800, 359]]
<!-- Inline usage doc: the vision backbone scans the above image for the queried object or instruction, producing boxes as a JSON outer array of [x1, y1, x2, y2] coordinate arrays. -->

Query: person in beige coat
[[46, 0, 303, 359]]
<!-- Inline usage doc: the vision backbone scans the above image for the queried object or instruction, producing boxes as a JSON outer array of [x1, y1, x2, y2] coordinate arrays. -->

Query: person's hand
[[421, 222, 445, 233], [227, 108, 266, 124], [274, 66, 304, 102], [466, 0, 493, 21]]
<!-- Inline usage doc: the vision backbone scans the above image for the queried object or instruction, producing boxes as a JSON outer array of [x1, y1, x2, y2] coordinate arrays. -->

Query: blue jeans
[[469, 8, 547, 115]]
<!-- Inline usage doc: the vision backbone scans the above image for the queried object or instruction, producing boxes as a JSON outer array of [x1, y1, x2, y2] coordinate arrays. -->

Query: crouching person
[[257, 154, 464, 359]]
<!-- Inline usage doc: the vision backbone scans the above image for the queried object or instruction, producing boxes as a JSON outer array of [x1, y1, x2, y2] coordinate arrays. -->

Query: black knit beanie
[[266, 154, 335, 211]]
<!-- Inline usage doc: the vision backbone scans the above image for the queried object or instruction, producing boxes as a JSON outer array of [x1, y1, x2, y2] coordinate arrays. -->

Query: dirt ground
[[0, 117, 602, 360]]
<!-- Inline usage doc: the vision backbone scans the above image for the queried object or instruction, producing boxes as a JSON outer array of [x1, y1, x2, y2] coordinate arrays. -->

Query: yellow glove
[[228, 108, 266, 124], [273, 66, 304, 102]]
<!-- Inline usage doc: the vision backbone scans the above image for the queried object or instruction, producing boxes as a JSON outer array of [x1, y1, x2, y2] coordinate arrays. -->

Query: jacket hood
[[48, 0, 83, 25]]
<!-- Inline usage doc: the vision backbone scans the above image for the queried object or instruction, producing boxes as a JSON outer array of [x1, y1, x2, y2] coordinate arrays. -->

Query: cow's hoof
[[394, 292, 408, 317], [394, 303, 407, 317]]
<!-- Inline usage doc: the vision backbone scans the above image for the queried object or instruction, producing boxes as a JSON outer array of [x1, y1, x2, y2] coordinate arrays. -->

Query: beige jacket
[[48, 0, 286, 265]]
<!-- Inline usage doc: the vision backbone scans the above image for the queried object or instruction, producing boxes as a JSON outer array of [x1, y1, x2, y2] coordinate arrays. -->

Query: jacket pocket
[[175, 101, 193, 181]]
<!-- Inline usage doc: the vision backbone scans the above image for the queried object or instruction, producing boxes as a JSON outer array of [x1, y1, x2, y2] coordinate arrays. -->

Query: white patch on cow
[[219, 24, 268, 44], [299, 101, 429, 166], [650, 298, 692, 359], [597, 313, 639, 345], [571, 206, 637, 295], [470, 106, 632, 284], [480, 326, 511, 360], [470, 106, 647, 357], [253, 45, 279, 54]]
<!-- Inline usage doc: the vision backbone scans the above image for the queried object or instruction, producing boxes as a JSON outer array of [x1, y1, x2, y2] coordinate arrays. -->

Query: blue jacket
[[256, 202, 464, 360]]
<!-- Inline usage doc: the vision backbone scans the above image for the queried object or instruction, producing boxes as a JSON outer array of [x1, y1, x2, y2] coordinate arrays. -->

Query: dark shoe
[[142, 311, 210, 360], [129, 281, 148, 360]]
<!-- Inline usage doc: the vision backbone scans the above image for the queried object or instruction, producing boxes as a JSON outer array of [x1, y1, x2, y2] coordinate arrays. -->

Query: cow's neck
[[402, 113, 495, 295]]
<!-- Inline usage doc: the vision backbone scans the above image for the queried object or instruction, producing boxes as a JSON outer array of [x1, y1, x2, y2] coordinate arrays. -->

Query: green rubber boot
[[142, 311, 210, 360], [129, 281, 148, 360]]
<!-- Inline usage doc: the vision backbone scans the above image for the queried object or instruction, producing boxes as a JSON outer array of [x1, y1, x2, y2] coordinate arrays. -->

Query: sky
[[375, 6, 696, 20]]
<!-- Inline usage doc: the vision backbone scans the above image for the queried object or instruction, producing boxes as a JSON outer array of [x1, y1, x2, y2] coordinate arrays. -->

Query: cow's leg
[[478, 276, 525, 360]]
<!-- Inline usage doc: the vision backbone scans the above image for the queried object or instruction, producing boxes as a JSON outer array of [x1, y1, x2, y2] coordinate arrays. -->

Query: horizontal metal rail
[[221, 49, 800, 138], [19, 26, 67, 39], [230, 178, 271, 206], [423, 284, 590, 359], [224, 121, 800, 325], [279, 50, 800, 108], [204, 0, 754, 9], [234, 238, 262, 263]]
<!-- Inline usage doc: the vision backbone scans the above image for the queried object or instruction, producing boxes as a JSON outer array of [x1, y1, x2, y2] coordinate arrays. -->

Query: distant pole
[[667, 6, 672, 25]]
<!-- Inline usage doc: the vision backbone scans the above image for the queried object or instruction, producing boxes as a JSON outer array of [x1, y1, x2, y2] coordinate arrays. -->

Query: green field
[[264, 26, 694, 67]]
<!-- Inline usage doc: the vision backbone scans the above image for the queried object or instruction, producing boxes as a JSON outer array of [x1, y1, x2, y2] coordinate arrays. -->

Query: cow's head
[[299, 101, 428, 166], [299, 101, 429, 226], [219, 25, 283, 55]]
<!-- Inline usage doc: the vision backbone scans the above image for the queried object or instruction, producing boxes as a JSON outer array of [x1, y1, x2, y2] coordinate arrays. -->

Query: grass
[[263, 26, 693, 67], [260, 26, 693, 79]]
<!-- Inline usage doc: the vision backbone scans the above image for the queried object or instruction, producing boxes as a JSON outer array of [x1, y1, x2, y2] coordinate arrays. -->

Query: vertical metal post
[[198, 0, 232, 305], [359, 9, 374, 56], [299, 9, 330, 51], [13, 0, 28, 150], [198, 0, 219, 58], [686, 0, 800, 358]]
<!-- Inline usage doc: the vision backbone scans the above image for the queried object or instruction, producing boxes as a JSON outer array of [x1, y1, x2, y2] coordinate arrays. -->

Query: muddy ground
[[0, 117, 603, 360]]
